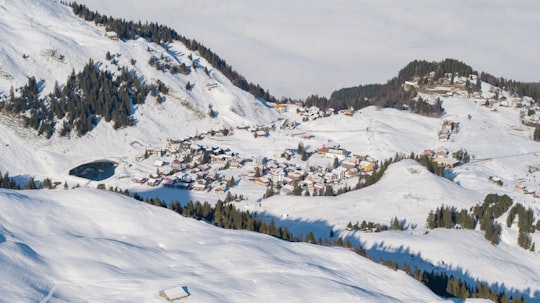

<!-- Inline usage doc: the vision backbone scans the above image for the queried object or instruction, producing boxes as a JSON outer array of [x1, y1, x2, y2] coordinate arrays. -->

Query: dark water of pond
[[69, 161, 116, 181]]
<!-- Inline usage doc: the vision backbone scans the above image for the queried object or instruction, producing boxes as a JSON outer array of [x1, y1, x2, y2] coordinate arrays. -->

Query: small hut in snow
[[159, 285, 189, 301], [105, 31, 118, 40]]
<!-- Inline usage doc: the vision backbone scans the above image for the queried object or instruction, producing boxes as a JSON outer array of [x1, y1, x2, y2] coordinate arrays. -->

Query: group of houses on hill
[[296, 105, 335, 121], [132, 138, 242, 193], [246, 145, 378, 196], [244, 102, 360, 140], [274, 102, 355, 120], [130, 134, 379, 197], [473, 89, 540, 124], [240, 120, 295, 139]]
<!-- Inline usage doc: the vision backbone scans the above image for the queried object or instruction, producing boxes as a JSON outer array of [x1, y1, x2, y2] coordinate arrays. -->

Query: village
[[129, 131, 379, 198], [121, 78, 540, 202], [118, 100, 383, 200], [125, 106, 468, 201], [409, 71, 540, 126]]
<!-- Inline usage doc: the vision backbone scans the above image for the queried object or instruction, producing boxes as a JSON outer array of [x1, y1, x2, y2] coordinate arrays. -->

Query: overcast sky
[[78, 0, 540, 99]]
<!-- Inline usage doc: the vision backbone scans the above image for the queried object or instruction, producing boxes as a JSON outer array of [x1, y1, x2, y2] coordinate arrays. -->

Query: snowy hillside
[[253, 96, 540, 300], [1, 0, 540, 302], [0, 0, 279, 177], [0, 0, 278, 133], [0, 188, 449, 303], [146, 83, 540, 300]]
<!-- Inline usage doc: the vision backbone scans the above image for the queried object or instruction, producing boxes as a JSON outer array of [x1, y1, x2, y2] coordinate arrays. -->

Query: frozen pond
[[69, 161, 116, 181]]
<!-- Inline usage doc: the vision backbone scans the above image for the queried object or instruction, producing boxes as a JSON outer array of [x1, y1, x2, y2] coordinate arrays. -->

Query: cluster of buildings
[[403, 73, 478, 98], [296, 106, 336, 121], [242, 102, 359, 140], [275, 102, 355, 120], [423, 149, 461, 168], [237, 120, 292, 138], [130, 132, 379, 197], [246, 145, 378, 196], [470, 86, 540, 126], [132, 138, 242, 193], [438, 119, 459, 142], [518, 97, 540, 126], [513, 184, 540, 199]]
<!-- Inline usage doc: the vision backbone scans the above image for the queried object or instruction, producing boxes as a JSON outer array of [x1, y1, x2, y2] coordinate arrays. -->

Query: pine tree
[[43, 178, 53, 189], [391, 217, 404, 230], [534, 127, 540, 141], [301, 150, 308, 161], [292, 184, 302, 196], [446, 277, 459, 297], [263, 185, 274, 199], [414, 269, 423, 282], [297, 142, 304, 154], [324, 185, 334, 196], [208, 105, 215, 118], [517, 232, 532, 250], [361, 220, 368, 230], [224, 191, 233, 203], [475, 282, 490, 299], [245, 217, 255, 231], [24, 177, 37, 190], [403, 262, 411, 275], [458, 283, 470, 299], [442, 208, 453, 228], [305, 232, 315, 244]]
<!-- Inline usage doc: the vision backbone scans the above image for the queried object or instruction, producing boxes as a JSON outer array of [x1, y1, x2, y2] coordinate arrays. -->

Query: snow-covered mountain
[[0, 0, 278, 132], [1, 0, 540, 302], [0, 0, 279, 177]]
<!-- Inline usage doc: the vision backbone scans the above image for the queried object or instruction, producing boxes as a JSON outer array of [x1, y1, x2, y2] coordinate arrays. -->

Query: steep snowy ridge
[[0, 0, 279, 127]]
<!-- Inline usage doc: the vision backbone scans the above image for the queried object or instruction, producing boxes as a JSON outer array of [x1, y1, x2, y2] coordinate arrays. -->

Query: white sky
[[77, 0, 540, 99]]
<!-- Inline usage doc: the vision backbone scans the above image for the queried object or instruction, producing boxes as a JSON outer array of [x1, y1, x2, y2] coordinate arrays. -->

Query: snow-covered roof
[[160, 285, 189, 300]]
